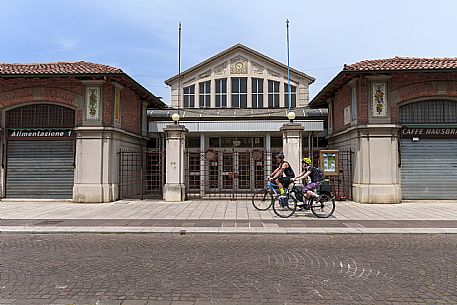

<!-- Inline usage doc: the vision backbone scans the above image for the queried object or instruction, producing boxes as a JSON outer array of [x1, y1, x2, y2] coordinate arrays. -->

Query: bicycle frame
[[266, 181, 279, 195]]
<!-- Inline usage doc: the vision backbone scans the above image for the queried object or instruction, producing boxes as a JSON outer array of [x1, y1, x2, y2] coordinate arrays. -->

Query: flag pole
[[178, 21, 182, 109], [286, 19, 291, 113]]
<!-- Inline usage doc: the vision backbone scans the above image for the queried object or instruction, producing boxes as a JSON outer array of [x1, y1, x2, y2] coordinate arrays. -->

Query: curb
[[2, 226, 457, 234]]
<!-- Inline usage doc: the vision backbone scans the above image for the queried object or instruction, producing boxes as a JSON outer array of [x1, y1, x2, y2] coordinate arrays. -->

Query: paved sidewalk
[[1, 199, 457, 234]]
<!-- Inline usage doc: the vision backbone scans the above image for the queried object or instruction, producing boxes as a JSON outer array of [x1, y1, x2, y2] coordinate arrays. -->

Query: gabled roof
[[0, 61, 122, 75], [344, 56, 457, 71], [0, 61, 166, 109], [165, 43, 315, 85], [309, 56, 457, 108]]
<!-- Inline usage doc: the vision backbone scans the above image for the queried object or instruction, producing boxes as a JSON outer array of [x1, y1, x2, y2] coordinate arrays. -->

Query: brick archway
[[392, 80, 457, 105], [0, 87, 81, 109]]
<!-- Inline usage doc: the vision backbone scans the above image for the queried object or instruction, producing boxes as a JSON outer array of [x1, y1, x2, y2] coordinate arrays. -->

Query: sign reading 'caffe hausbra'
[[8, 129, 74, 139], [402, 127, 457, 138]]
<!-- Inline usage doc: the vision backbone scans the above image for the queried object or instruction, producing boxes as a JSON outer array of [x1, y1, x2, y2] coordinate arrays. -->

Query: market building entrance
[[185, 148, 274, 200], [4, 104, 75, 199]]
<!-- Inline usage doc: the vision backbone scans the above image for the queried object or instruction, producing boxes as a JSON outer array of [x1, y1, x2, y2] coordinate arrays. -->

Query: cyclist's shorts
[[278, 177, 292, 188], [303, 182, 320, 192]]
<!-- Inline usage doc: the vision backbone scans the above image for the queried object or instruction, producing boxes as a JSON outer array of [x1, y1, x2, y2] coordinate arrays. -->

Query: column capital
[[163, 124, 188, 133], [280, 122, 304, 132], [163, 124, 188, 140]]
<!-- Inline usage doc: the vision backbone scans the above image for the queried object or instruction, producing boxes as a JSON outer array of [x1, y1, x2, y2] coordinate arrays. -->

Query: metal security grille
[[185, 149, 277, 200], [118, 150, 165, 199], [400, 100, 457, 124], [6, 141, 75, 199], [401, 139, 457, 199], [302, 150, 353, 201], [6, 104, 75, 128]]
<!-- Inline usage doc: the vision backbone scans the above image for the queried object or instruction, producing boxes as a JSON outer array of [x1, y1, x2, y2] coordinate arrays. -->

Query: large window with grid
[[400, 100, 457, 124], [252, 78, 264, 108], [268, 80, 280, 108], [284, 83, 297, 109], [199, 81, 211, 108], [215, 78, 227, 108], [183, 85, 195, 108], [231, 77, 247, 108], [6, 104, 75, 128]]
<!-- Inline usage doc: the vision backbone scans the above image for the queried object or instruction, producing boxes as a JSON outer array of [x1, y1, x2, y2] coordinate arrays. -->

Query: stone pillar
[[73, 129, 118, 203], [163, 124, 188, 202], [280, 123, 304, 176], [352, 127, 401, 203]]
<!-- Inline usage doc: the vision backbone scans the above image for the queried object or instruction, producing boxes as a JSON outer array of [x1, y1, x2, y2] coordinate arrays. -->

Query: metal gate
[[185, 149, 275, 200], [6, 140, 75, 199], [401, 139, 457, 199], [118, 150, 165, 199]]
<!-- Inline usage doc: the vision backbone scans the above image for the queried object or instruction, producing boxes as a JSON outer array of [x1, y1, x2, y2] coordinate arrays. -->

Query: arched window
[[400, 100, 457, 124], [6, 104, 75, 128]]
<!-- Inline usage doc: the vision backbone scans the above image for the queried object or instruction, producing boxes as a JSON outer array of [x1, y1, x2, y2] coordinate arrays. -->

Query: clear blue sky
[[1, 0, 457, 104]]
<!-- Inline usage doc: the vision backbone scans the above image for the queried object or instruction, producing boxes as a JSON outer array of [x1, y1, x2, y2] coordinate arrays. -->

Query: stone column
[[163, 124, 188, 202], [73, 129, 118, 203], [352, 127, 401, 203], [280, 123, 304, 176]]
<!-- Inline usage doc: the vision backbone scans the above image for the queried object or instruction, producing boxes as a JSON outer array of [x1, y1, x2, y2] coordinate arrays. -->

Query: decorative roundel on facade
[[252, 149, 263, 161], [234, 61, 244, 72], [205, 149, 217, 161]]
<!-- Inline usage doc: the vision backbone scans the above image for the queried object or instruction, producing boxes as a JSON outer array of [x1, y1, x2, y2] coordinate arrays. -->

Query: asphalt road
[[1, 234, 457, 305]]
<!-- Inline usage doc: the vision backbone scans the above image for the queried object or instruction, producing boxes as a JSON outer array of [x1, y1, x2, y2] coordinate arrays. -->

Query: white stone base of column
[[352, 184, 401, 204], [163, 183, 186, 202], [73, 183, 118, 203]]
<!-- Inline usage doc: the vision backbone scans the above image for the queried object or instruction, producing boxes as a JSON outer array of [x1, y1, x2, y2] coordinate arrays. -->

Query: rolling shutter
[[6, 140, 75, 199], [401, 139, 457, 199]]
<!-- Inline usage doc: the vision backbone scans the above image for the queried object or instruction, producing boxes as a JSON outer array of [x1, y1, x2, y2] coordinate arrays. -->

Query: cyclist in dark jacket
[[269, 153, 295, 195], [293, 157, 323, 201]]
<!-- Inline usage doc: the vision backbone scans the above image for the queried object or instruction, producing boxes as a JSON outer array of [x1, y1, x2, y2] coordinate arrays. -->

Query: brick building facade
[[310, 57, 457, 203], [0, 62, 164, 202]]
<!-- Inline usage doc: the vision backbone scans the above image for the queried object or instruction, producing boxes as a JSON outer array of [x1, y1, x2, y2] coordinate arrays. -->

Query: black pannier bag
[[319, 183, 333, 193], [293, 185, 304, 202]]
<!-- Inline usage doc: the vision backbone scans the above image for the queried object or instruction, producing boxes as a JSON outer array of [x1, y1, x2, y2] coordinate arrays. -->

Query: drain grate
[[35, 220, 64, 226]]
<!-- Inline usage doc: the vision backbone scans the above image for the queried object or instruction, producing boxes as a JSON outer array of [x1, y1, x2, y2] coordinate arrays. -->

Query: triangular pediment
[[165, 44, 314, 85]]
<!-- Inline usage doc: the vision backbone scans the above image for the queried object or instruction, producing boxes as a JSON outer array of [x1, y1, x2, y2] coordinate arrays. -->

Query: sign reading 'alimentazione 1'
[[7, 129, 74, 139]]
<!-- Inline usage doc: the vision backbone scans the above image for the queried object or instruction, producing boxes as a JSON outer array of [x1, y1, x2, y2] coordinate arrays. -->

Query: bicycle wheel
[[252, 189, 273, 211], [310, 194, 335, 218], [272, 194, 297, 218]]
